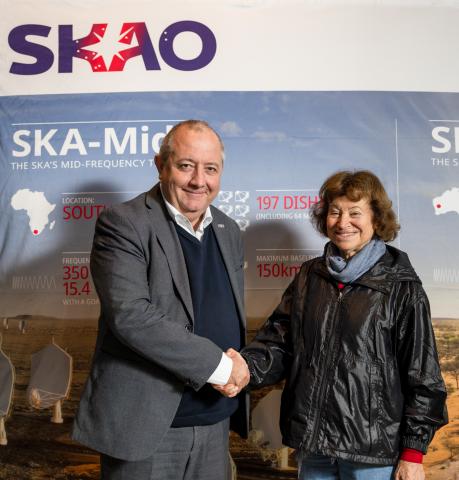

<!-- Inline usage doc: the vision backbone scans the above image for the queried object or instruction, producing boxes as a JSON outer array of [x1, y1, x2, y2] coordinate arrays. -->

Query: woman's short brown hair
[[310, 170, 400, 242]]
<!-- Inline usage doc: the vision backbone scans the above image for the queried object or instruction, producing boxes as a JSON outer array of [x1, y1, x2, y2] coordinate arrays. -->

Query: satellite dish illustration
[[0, 335, 15, 445], [27, 339, 72, 423], [2, 315, 30, 333]]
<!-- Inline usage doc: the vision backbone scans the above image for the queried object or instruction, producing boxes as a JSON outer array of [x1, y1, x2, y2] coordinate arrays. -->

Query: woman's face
[[326, 196, 375, 259]]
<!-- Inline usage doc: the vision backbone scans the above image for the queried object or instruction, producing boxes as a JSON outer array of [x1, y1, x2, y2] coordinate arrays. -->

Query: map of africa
[[11, 189, 56, 235]]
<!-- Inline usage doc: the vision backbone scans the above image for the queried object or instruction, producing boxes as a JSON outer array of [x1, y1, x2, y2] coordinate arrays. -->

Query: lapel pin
[[217, 224, 225, 228]]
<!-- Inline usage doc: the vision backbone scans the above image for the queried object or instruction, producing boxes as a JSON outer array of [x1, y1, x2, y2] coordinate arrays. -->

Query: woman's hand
[[212, 348, 250, 397], [394, 460, 425, 480]]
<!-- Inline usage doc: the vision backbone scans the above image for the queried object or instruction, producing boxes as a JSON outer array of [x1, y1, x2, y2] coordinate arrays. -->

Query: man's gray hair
[[157, 120, 225, 164]]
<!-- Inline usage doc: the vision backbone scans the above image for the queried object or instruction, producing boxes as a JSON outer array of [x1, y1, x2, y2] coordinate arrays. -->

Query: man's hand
[[394, 461, 425, 480], [227, 348, 250, 389], [212, 348, 249, 397]]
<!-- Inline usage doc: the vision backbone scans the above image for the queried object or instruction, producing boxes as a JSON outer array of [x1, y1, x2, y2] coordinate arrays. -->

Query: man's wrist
[[206, 352, 233, 385]]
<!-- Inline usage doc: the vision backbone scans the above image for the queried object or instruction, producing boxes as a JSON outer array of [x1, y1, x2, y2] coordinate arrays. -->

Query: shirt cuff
[[400, 448, 424, 464], [207, 352, 233, 385]]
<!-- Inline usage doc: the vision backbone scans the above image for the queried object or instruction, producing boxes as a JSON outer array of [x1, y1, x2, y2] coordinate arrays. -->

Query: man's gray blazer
[[72, 184, 247, 461]]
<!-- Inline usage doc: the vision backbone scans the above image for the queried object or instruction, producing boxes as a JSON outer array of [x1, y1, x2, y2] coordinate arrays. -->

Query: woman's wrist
[[400, 448, 423, 463]]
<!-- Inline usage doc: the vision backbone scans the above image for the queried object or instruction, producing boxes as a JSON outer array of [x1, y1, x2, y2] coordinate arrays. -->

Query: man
[[72, 120, 250, 479]]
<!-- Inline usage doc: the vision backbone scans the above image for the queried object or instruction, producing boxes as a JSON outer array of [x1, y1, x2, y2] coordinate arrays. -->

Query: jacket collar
[[312, 245, 421, 295], [210, 207, 246, 328], [145, 184, 194, 321]]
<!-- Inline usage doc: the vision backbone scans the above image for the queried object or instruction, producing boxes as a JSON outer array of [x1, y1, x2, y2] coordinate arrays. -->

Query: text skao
[[9, 21, 216, 74]]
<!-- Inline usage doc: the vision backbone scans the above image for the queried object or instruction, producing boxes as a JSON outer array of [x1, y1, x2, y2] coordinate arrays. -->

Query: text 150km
[[257, 263, 301, 278]]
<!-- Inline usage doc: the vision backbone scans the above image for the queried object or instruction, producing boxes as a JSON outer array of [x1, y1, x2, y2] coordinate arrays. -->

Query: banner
[[2, 91, 459, 321]]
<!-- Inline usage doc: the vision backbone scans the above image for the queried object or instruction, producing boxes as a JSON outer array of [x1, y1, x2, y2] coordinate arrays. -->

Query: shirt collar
[[159, 184, 213, 240]]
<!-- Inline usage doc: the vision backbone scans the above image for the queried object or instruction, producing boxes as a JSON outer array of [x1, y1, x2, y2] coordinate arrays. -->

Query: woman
[[239, 171, 447, 479]]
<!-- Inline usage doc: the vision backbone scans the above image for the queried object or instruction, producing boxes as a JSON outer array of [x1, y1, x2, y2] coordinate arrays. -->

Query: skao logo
[[8, 21, 217, 74]]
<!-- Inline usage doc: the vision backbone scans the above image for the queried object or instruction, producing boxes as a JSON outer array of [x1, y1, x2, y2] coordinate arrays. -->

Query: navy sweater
[[171, 224, 241, 427]]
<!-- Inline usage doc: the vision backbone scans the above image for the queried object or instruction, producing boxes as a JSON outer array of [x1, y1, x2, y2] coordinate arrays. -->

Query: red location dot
[[436, 204, 442, 209], [33, 229, 39, 235]]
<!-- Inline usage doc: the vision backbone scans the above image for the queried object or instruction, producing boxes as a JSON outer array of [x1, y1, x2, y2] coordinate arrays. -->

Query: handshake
[[212, 348, 250, 398]]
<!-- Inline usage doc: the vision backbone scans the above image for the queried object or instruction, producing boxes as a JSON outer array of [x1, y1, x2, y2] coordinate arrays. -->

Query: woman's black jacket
[[242, 245, 448, 465]]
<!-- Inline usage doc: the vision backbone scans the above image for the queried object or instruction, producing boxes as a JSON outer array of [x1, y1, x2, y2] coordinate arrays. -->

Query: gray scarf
[[325, 238, 386, 284]]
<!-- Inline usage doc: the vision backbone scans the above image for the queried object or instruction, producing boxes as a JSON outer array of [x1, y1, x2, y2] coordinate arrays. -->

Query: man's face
[[155, 126, 223, 228]]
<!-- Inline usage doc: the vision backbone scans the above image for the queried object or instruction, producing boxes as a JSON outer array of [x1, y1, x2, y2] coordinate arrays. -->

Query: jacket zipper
[[302, 287, 343, 452]]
